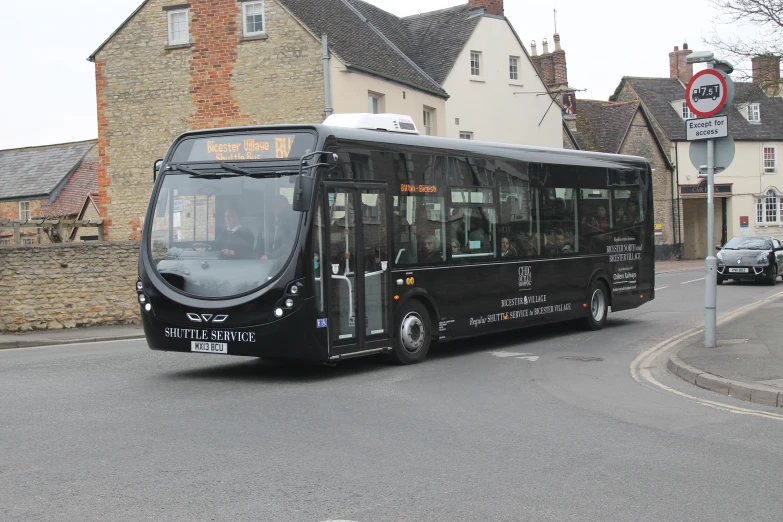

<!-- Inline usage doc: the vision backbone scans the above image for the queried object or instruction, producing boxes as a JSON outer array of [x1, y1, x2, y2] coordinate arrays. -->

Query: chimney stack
[[531, 40, 538, 57], [552, 33, 568, 89], [669, 43, 693, 85], [531, 34, 569, 91], [542, 38, 549, 54], [752, 54, 781, 95], [467, 0, 504, 16]]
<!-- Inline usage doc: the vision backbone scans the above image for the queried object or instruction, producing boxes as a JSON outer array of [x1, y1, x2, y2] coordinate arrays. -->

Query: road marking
[[681, 277, 706, 285], [654, 286, 669, 291], [490, 351, 530, 358], [517, 356, 540, 361], [630, 290, 783, 421]]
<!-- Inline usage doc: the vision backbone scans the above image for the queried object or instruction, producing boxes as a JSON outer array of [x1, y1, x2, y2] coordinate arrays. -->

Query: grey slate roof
[[623, 77, 783, 141], [277, 0, 448, 97], [402, 5, 481, 84], [572, 100, 640, 154], [0, 141, 95, 201]]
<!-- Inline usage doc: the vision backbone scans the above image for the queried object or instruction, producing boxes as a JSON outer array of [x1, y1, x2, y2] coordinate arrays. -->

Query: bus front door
[[324, 185, 392, 359]]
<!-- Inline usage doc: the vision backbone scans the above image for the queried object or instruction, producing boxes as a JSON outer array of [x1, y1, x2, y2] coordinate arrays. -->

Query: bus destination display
[[174, 133, 315, 162]]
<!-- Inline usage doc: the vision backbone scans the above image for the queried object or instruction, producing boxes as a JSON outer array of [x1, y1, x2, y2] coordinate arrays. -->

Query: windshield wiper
[[167, 164, 238, 179], [170, 163, 298, 179], [220, 163, 253, 176]]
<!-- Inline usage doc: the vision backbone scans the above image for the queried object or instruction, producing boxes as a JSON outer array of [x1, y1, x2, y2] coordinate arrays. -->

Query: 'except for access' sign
[[686, 115, 728, 141], [686, 69, 729, 117]]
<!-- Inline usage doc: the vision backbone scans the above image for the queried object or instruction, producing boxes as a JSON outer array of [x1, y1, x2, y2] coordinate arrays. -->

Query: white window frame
[[18, 201, 31, 222], [167, 9, 190, 46], [748, 103, 761, 123], [757, 189, 782, 224], [368, 93, 383, 114], [470, 51, 482, 77], [764, 146, 777, 173], [0, 238, 10, 245], [681, 101, 695, 120], [21, 237, 34, 245], [242, 1, 265, 37], [509, 56, 519, 81], [423, 108, 433, 136], [459, 132, 474, 140]]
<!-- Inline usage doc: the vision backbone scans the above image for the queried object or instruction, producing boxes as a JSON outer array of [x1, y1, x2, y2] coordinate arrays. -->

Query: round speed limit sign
[[686, 69, 728, 118]]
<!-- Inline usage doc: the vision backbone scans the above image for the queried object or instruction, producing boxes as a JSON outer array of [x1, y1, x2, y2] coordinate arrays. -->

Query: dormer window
[[748, 103, 760, 123], [681, 101, 695, 120]]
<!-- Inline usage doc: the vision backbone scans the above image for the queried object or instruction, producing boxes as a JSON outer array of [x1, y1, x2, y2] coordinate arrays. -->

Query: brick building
[[612, 45, 783, 258], [0, 141, 98, 245], [88, 0, 562, 241]]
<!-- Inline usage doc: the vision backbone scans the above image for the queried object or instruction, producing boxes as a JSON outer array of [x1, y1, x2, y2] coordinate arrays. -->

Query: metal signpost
[[685, 52, 735, 348]]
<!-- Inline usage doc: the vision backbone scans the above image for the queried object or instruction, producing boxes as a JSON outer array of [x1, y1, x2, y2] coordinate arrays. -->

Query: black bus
[[138, 114, 654, 364]]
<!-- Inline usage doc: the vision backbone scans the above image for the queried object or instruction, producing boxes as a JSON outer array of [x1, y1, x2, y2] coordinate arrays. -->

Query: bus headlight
[[139, 294, 147, 304], [288, 284, 299, 295], [144, 303, 152, 312], [285, 299, 294, 308], [136, 281, 143, 292], [274, 308, 284, 318]]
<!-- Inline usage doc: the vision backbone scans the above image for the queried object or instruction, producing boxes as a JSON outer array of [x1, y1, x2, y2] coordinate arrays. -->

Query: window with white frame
[[368, 93, 383, 114], [0, 238, 10, 245], [18, 201, 30, 221], [243, 1, 265, 36], [764, 146, 777, 173], [21, 237, 34, 245], [167, 9, 189, 46], [509, 56, 519, 81], [756, 189, 783, 224], [748, 103, 761, 123], [423, 108, 434, 136], [459, 132, 474, 140], [681, 101, 695, 120], [470, 51, 482, 76]]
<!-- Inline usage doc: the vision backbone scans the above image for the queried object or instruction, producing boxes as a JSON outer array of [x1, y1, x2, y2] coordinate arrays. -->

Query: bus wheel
[[582, 281, 608, 331], [391, 300, 431, 364]]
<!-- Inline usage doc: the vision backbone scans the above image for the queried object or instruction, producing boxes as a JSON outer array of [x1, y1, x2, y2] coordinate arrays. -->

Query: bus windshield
[[149, 172, 300, 298]]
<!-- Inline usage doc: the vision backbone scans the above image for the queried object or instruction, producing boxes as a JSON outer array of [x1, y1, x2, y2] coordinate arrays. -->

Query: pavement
[[669, 294, 783, 408], [0, 323, 144, 349]]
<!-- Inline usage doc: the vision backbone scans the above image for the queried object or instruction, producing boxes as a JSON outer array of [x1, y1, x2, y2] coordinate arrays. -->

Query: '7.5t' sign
[[686, 69, 729, 118]]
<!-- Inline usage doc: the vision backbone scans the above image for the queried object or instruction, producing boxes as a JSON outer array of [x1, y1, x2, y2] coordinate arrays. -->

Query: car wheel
[[768, 265, 778, 286], [581, 280, 609, 331], [390, 300, 431, 364]]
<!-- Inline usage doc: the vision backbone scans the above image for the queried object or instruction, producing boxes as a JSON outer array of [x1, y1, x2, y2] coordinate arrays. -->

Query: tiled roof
[[38, 160, 98, 218], [278, 0, 447, 97], [623, 77, 783, 141], [0, 141, 96, 201], [402, 5, 481, 84], [572, 100, 640, 154]]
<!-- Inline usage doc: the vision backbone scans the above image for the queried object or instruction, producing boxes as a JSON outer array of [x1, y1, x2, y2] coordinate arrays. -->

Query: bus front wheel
[[582, 281, 608, 331], [390, 300, 431, 364]]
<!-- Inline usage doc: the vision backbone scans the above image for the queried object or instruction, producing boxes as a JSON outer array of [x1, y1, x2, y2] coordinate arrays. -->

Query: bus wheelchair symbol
[[692, 84, 720, 103]]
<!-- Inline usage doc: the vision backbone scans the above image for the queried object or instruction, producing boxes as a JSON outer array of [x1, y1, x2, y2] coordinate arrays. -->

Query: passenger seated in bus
[[615, 206, 626, 227], [259, 194, 295, 261], [450, 239, 463, 257], [500, 237, 517, 258], [545, 229, 573, 256], [581, 205, 609, 234], [217, 207, 255, 259], [424, 235, 443, 263], [515, 230, 537, 257], [625, 200, 641, 225]]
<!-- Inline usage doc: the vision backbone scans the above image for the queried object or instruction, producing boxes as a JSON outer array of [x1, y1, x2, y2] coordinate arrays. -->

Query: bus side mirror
[[292, 175, 314, 212], [153, 159, 163, 181]]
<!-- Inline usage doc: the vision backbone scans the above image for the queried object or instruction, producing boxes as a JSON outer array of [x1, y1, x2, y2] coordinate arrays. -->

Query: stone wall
[[0, 241, 140, 332]]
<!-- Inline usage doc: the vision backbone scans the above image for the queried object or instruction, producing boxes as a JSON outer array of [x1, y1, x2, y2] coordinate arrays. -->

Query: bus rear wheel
[[390, 300, 431, 365], [582, 281, 608, 331]]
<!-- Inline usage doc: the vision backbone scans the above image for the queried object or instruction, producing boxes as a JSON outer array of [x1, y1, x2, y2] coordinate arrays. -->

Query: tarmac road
[[2, 266, 783, 521]]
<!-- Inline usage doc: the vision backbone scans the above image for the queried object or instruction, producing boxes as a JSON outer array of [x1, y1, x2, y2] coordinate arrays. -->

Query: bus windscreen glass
[[171, 132, 316, 162], [149, 173, 300, 298]]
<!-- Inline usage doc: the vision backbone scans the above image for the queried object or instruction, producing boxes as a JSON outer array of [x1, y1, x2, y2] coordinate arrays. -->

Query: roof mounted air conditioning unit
[[324, 113, 420, 135]]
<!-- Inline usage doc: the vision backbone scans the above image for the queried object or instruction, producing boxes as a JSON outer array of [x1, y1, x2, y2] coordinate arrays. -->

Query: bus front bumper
[[140, 307, 326, 362]]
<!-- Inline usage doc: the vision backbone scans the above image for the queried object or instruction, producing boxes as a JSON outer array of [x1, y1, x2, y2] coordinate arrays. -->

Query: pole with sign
[[685, 60, 734, 348]]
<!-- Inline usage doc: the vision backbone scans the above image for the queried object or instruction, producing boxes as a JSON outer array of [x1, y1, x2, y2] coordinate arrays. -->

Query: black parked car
[[716, 236, 783, 285]]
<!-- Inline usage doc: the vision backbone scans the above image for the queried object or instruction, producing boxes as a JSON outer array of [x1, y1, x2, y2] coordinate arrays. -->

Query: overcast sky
[[1, 0, 730, 150]]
